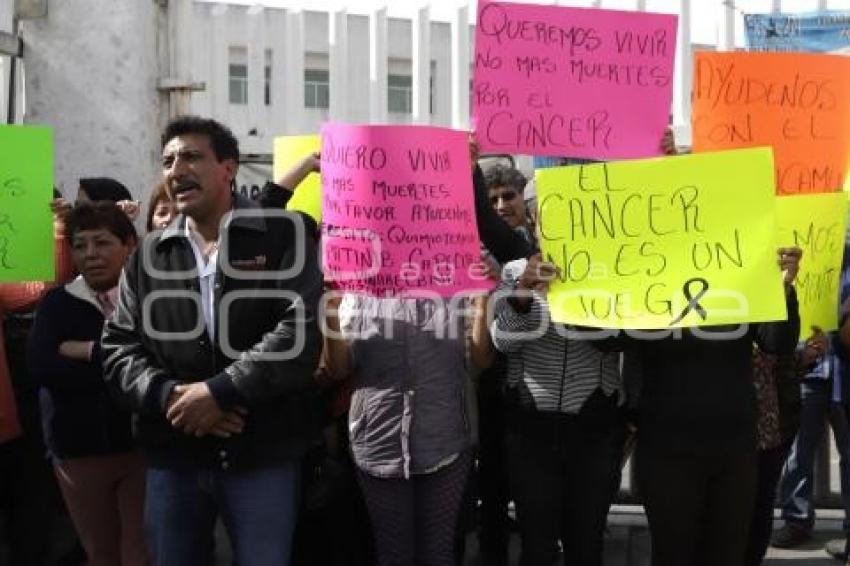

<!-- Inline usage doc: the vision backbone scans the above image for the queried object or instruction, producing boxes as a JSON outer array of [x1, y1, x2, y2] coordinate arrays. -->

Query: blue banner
[[744, 10, 850, 53]]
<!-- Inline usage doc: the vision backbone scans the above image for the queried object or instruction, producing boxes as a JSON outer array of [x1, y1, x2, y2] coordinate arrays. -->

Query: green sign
[[0, 126, 54, 282]]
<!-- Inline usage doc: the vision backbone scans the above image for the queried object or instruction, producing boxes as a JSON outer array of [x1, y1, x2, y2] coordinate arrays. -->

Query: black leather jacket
[[102, 195, 323, 470]]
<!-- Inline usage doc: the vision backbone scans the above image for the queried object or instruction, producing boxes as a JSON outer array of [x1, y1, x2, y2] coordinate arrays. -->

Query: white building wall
[[185, 3, 458, 156], [345, 15, 371, 125], [20, 0, 161, 199]]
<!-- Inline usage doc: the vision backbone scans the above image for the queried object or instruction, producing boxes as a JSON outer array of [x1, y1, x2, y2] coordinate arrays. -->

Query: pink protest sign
[[320, 124, 492, 297], [473, 0, 677, 159]]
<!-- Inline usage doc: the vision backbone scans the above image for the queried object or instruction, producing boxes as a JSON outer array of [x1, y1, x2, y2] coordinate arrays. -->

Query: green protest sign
[[0, 126, 54, 282]]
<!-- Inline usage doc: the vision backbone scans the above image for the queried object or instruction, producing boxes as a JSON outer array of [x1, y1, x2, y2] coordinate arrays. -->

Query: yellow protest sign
[[537, 147, 786, 329], [777, 193, 848, 336], [273, 134, 321, 222]]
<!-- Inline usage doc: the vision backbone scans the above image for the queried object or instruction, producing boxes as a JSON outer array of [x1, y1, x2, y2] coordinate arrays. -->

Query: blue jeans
[[145, 463, 300, 566], [779, 380, 850, 532]]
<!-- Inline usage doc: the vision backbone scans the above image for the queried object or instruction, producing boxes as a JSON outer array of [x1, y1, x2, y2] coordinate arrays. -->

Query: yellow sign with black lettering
[[777, 193, 848, 337], [536, 147, 787, 328], [273, 134, 321, 222]]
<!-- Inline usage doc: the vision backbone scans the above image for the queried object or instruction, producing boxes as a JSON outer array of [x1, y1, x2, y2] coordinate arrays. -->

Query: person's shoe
[[770, 523, 812, 548], [825, 537, 849, 561]]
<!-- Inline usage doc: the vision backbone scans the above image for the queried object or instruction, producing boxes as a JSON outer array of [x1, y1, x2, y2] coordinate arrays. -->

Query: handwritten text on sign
[[0, 126, 54, 282], [537, 147, 786, 329], [320, 124, 491, 297], [472, 0, 677, 159], [777, 193, 848, 335], [692, 51, 850, 194]]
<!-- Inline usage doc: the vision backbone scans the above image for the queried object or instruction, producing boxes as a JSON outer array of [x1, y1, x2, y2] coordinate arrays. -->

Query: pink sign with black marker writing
[[472, 0, 677, 159], [320, 123, 492, 297]]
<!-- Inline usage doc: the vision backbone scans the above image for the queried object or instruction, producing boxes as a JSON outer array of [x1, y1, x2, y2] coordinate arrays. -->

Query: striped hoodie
[[491, 258, 623, 414]]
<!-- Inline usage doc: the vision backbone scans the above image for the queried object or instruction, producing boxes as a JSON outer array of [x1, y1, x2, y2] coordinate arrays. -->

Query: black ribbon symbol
[[669, 277, 709, 326]]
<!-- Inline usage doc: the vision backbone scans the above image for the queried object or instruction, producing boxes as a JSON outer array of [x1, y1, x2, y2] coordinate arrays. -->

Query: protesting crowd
[[3, 2, 850, 566]]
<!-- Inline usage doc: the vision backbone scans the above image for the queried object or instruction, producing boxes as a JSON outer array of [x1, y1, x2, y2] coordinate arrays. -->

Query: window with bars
[[304, 69, 329, 109], [388, 74, 413, 114], [229, 46, 248, 105], [229, 64, 248, 105]]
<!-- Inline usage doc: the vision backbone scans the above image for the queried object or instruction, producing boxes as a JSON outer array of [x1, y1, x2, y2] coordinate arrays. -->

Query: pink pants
[[55, 451, 150, 566]]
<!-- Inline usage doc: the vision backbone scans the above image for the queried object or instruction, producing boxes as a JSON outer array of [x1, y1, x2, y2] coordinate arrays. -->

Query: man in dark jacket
[[101, 116, 322, 566]]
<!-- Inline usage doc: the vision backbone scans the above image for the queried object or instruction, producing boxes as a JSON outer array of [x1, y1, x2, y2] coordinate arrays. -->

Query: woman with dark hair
[[484, 164, 530, 233], [76, 177, 143, 224], [76, 177, 133, 204], [28, 202, 149, 566]]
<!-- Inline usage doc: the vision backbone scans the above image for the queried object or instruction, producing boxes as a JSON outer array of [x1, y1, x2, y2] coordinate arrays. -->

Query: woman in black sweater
[[28, 202, 148, 566]]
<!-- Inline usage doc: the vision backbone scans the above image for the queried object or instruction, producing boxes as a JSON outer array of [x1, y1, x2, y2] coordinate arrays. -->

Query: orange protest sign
[[692, 51, 850, 195]]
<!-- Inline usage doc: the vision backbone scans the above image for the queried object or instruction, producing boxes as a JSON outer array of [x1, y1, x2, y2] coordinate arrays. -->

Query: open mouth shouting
[[171, 179, 201, 203]]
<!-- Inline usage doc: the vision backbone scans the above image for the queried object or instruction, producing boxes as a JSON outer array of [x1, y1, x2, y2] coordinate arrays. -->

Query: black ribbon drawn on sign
[[668, 277, 709, 326]]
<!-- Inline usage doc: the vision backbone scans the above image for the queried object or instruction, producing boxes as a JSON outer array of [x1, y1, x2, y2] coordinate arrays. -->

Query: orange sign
[[692, 51, 850, 195]]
